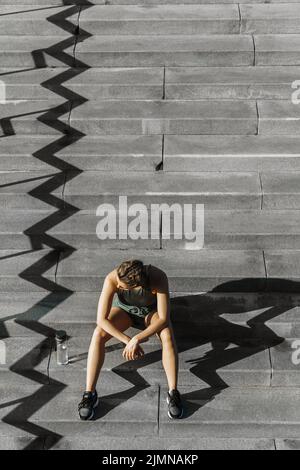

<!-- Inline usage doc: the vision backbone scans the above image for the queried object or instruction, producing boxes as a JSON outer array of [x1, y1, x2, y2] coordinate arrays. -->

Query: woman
[[78, 259, 183, 420]]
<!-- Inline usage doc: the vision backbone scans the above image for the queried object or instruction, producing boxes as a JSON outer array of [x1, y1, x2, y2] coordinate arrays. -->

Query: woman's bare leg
[[86, 307, 132, 392], [146, 312, 178, 391]]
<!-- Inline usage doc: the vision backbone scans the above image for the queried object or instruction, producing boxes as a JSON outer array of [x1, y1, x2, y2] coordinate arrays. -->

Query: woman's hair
[[117, 259, 147, 288]]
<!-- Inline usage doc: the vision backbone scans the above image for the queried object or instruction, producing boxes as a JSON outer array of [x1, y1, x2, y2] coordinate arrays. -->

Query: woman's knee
[[94, 325, 110, 342], [159, 326, 174, 345]]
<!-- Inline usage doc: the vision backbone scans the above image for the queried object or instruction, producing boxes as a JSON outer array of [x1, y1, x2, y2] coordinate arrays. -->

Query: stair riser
[[48, 368, 271, 388], [80, 20, 239, 35], [1, 85, 292, 102], [62, 195, 261, 211], [3, 233, 300, 251], [1, 0, 299, 4], [0, 155, 159, 172], [74, 52, 253, 68], [3, 321, 298, 340], [260, 121, 300, 135], [0, 122, 68, 136], [242, 21, 300, 34], [51, 276, 267, 293], [0, 196, 62, 211], [166, 85, 292, 100], [159, 423, 300, 439], [0, 118, 256, 136], [163, 235, 300, 250], [0, 22, 75, 37], [0, 53, 67, 68], [257, 52, 300, 66], [2, 85, 163, 101], [164, 157, 300, 172], [69, 118, 257, 136]]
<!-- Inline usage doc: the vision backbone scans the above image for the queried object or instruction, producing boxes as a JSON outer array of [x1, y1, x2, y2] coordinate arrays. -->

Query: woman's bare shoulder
[[105, 269, 118, 288]]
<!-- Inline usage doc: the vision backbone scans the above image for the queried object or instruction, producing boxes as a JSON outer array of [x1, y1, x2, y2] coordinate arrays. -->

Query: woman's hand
[[123, 337, 144, 361]]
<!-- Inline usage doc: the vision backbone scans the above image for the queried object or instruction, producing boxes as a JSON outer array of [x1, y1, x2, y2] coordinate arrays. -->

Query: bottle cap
[[55, 330, 67, 342]]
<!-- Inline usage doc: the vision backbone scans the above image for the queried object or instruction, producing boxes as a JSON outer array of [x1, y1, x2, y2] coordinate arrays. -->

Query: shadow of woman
[[94, 278, 299, 421]]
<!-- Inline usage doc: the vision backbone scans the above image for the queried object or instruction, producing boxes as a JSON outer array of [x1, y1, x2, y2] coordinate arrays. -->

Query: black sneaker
[[78, 391, 99, 421], [167, 389, 183, 419]]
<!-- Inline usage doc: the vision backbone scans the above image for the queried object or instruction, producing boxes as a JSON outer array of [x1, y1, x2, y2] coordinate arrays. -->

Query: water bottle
[[55, 330, 69, 366]]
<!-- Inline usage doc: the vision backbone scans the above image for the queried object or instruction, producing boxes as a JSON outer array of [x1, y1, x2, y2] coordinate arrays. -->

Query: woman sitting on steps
[[78, 259, 183, 421]]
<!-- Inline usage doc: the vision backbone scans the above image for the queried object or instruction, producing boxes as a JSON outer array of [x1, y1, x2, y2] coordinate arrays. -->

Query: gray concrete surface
[[1, 0, 300, 451]]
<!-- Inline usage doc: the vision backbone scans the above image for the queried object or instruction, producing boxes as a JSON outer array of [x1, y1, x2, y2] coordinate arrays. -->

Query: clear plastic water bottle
[[55, 330, 69, 366]]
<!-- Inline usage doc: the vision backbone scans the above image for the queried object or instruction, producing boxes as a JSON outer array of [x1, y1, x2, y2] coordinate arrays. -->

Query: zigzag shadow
[[94, 278, 295, 421], [0, 1, 94, 450]]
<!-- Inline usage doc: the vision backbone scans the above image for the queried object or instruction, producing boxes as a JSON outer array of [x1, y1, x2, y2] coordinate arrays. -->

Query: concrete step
[[0, 434, 276, 450], [0, 67, 163, 100], [4, 134, 300, 174], [54, 248, 300, 293], [0, 36, 75, 68], [0, 337, 50, 384], [1, 0, 299, 4], [54, 248, 266, 292], [0, 171, 64, 210], [0, 436, 45, 450], [74, 34, 254, 67], [0, 67, 164, 100], [42, 436, 276, 450], [265, 250, 300, 290], [0, 6, 77, 36], [4, 209, 300, 251], [165, 66, 300, 100], [47, 335, 278, 388], [1, 99, 257, 136], [0, 209, 161, 251], [2, 291, 300, 338], [163, 210, 300, 250], [62, 170, 261, 210], [63, 67, 164, 100], [0, 248, 268, 293], [69, 100, 257, 135], [0, 135, 162, 171], [258, 100, 300, 135], [76, 5, 240, 35], [2, 384, 300, 439], [0, 383, 159, 436], [159, 386, 300, 438], [0, 100, 69, 135], [255, 34, 300, 65], [164, 135, 300, 172], [0, 335, 277, 388], [261, 172, 300, 209], [0, 249, 58, 292], [106, 0, 300, 3], [0, 170, 261, 210], [241, 3, 300, 34]]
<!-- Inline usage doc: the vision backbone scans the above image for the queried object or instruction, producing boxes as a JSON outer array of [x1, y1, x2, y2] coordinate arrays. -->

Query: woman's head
[[117, 259, 147, 289]]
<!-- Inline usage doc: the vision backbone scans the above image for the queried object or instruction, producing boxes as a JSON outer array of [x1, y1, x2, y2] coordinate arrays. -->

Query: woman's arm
[[136, 271, 170, 343], [97, 274, 131, 345]]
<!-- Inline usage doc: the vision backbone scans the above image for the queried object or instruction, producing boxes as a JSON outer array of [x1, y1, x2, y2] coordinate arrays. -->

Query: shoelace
[[169, 390, 181, 407], [78, 393, 93, 410]]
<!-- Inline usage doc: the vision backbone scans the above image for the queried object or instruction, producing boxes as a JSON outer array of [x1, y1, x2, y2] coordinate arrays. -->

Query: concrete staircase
[[1, 0, 300, 450]]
